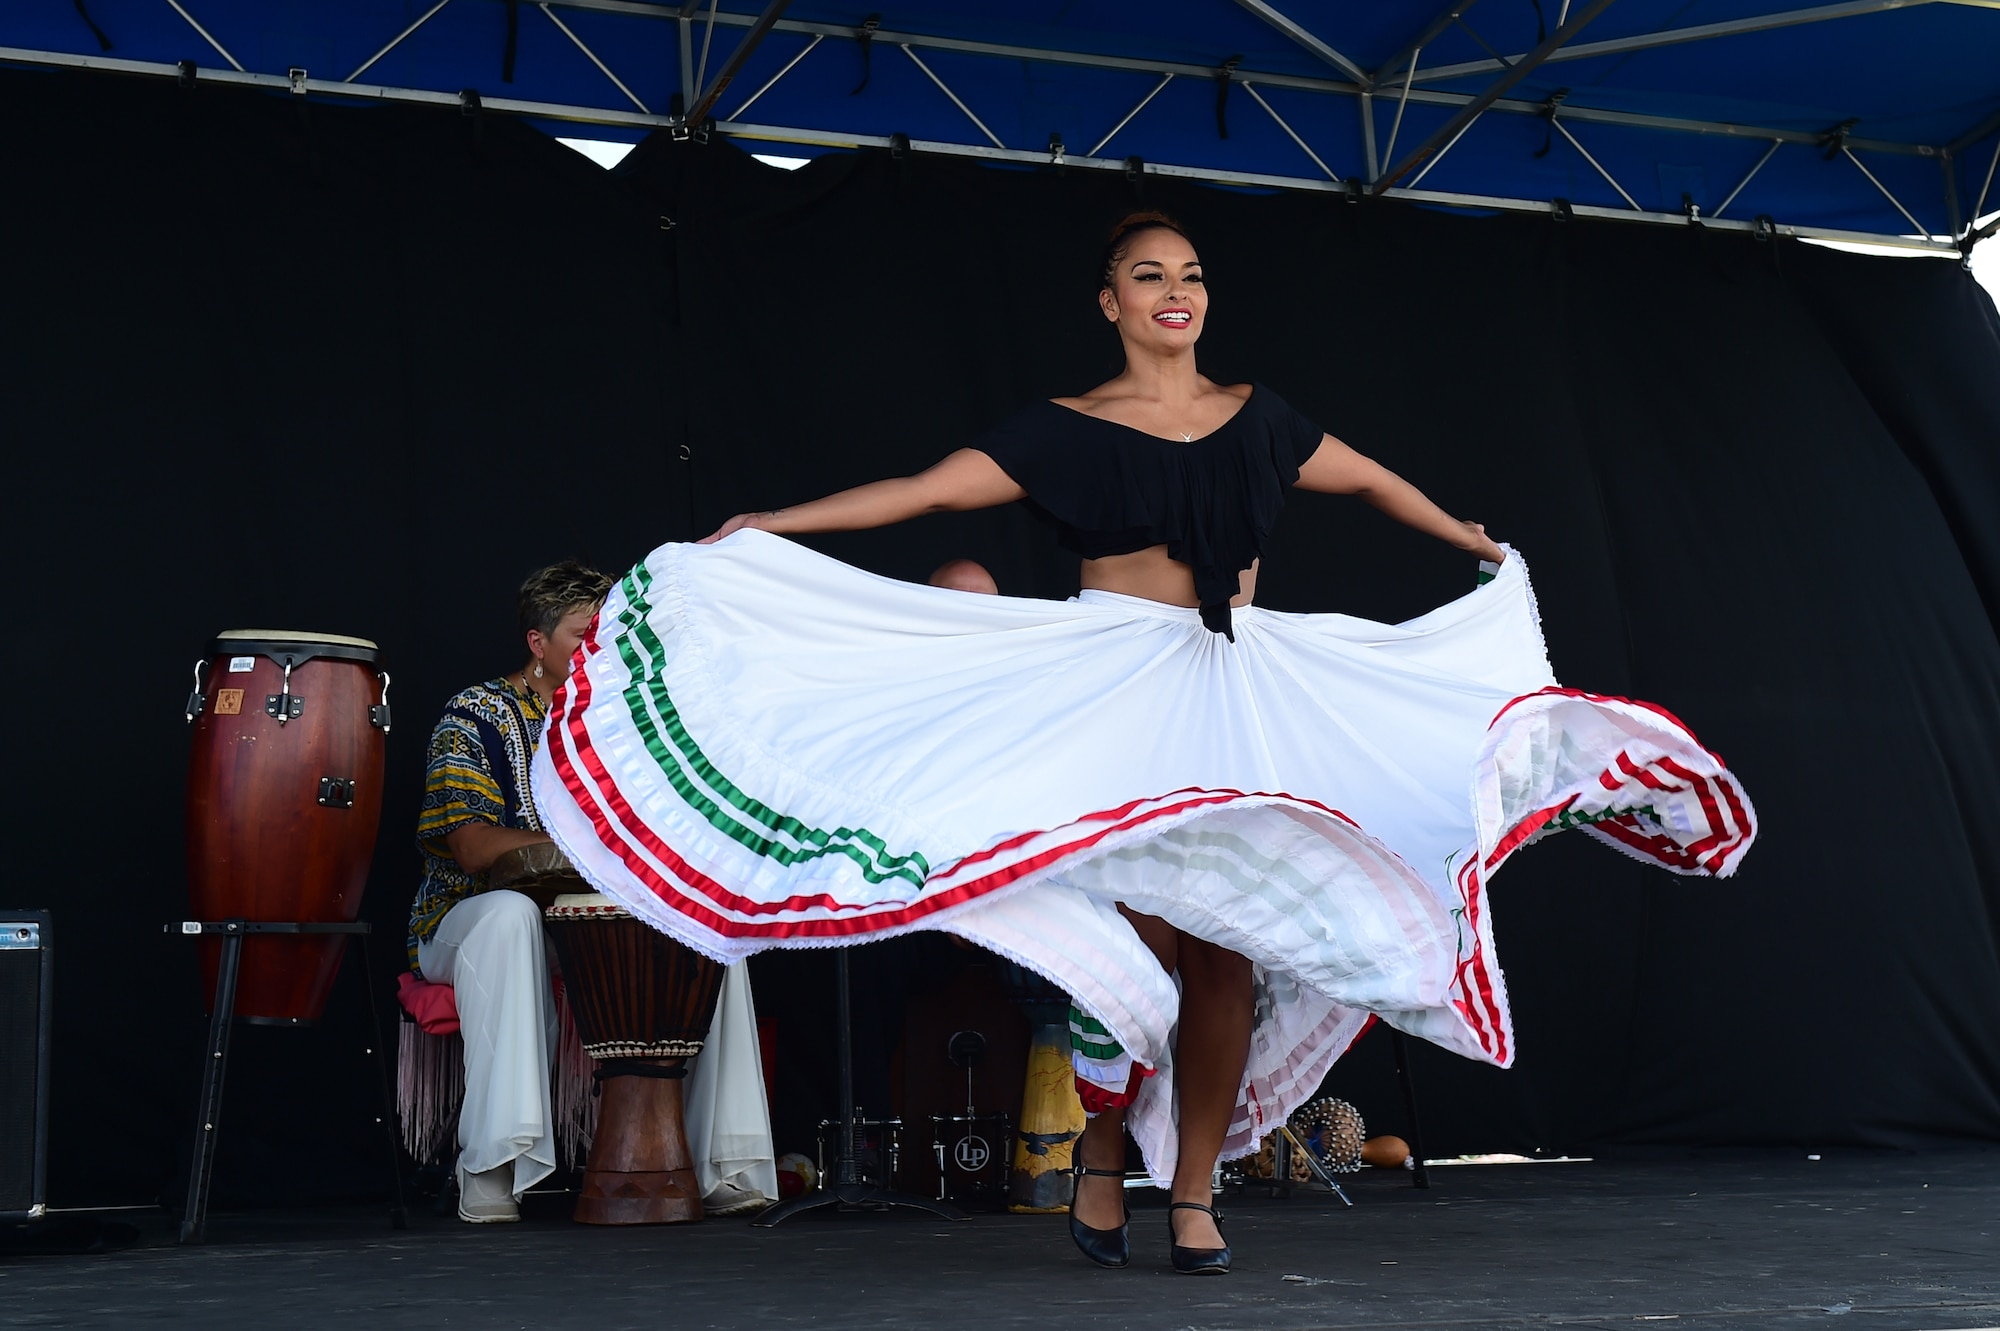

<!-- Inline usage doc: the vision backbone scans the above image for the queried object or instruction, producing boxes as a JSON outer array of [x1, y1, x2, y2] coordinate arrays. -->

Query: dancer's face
[[1100, 229, 1206, 352]]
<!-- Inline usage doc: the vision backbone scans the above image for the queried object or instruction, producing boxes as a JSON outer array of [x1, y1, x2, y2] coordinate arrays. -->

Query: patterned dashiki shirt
[[407, 677, 548, 973]]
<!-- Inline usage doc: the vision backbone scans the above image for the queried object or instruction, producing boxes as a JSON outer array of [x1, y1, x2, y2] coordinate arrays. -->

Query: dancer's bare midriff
[[1079, 546, 1258, 609]]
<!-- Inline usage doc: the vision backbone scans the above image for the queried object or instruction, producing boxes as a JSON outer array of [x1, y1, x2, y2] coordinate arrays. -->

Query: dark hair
[[518, 560, 613, 639], [1098, 210, 1193, 289]]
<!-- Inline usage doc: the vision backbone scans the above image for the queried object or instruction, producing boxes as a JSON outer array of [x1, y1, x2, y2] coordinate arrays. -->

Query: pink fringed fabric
[[552, 975, 598, 1169], [396, 1019, 465, 1165], [393, 973, 596, 1168]]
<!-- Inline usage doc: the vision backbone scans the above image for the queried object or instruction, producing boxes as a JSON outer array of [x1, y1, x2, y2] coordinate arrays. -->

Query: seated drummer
[[407, 560, 611, 1223]]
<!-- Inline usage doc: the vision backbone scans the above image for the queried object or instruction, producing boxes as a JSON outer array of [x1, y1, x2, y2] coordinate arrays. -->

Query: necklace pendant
[[1181, 430, 1193, 442]]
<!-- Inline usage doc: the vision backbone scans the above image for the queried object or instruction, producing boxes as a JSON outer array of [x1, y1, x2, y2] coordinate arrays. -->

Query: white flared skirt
[[530, 530, 1755, 1182]]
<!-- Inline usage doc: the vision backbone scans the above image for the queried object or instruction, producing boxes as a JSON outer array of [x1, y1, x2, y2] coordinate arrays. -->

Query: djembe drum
[[544, 891, 726, 1225], [184, 630, 390, 1022]]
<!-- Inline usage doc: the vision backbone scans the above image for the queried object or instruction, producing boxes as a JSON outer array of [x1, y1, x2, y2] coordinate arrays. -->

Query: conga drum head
[[487, 843, 586, 914], [210, 629, 380, 667]]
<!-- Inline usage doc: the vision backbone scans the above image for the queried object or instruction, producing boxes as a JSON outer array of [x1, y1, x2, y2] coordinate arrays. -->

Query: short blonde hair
[[518, 560, 613, 638]]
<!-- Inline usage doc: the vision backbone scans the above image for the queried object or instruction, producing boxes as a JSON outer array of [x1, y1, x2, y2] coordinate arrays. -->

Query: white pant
[[683, 964, 779, 1204], [418, 890, 557, 1197]]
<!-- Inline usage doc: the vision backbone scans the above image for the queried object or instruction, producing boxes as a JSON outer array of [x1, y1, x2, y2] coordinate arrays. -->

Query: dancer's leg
[[1071, 906, 1177, 1231], [1167, 933, 1252, 1249], [1071, 1102, 1130, 1230]]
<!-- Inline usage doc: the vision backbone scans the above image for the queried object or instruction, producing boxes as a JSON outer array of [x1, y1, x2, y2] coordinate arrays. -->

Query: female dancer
[[531, 213, 1754, 1274], [702, 213, 1500, 1264]]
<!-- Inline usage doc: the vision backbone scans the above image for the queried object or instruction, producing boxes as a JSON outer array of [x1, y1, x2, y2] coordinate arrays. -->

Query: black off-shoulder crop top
[[971, 383, 1327, 637]]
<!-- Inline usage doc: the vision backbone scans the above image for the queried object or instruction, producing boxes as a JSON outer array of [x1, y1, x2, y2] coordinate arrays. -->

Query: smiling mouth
[[1154, 309, 1192, 326]]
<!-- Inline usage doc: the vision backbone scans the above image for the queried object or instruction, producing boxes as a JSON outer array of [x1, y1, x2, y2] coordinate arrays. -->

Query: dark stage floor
[[6, 1152, 1997, 1330]]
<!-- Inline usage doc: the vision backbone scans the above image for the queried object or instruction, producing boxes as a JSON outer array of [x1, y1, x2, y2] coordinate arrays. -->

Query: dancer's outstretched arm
[[1296, 434, 1505, 564], [700, 449, 1025, 544]]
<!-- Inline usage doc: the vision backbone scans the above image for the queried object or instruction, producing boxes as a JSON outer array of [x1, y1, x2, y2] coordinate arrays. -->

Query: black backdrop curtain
[[4, 66, 1997, 1208]]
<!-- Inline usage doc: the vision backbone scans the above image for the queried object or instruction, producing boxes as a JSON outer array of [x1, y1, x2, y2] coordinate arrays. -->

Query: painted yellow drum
[[998, 963, 1087, 1213]]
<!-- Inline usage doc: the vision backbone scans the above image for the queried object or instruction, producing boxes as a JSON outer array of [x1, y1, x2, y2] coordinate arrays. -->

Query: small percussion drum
[[184, 630, 390, 1023], [485, 841, 579, 913], [544, 891, 726, 1225]]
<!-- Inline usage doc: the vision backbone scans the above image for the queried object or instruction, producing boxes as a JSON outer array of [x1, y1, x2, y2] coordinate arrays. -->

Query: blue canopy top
[[7, 1, 1997, 249]]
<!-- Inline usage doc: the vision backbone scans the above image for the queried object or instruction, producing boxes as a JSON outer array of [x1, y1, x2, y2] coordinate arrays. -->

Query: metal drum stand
[[928, 1030, 1011, 1205], [168, 918, 408, 1243], [754, 949, 965, 1227]]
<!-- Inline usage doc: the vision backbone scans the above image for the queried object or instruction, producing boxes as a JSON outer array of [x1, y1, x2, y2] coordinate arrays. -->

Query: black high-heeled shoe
[[1168, 1201, 1231, 1275], [1068, 1164, 1130, 1268]]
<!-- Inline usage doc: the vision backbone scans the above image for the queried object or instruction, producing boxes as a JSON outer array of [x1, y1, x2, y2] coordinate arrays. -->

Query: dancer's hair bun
[[1099, 210, 1192, 288]]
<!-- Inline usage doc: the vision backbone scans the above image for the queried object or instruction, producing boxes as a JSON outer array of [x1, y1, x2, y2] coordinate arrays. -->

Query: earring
[[533, 662, 545, 679]]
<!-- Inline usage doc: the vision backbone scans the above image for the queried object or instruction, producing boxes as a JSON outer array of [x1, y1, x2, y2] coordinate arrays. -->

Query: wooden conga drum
[[184, 631, 389, 1023], [544, 891, 725, 1225]]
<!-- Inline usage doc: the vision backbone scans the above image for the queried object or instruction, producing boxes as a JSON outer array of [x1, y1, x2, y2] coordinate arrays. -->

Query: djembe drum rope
[[592, 1058, 692, 1084]]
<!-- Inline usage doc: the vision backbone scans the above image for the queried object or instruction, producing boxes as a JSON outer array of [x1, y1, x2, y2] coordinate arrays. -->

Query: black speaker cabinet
[[1, 910, 51, 1219]]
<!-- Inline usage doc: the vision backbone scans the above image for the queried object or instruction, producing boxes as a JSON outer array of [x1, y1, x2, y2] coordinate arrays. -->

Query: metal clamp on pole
[[1533, 87, 1568, 160], [1817, 117, 1857, 160]]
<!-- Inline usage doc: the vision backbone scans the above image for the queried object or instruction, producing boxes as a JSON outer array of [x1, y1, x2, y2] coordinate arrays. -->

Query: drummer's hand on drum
[[443, 822, 553, 876]]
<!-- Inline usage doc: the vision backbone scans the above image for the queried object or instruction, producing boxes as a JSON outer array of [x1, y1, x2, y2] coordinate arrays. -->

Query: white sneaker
[[702, 1181, 772, 1217], [456, 1163, 521, 1223]]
